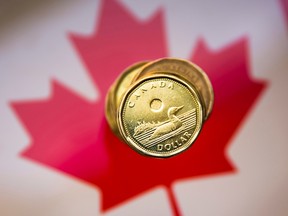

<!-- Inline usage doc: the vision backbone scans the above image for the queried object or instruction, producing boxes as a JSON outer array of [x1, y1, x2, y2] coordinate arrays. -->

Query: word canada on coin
[[105, 58, 214, 158]]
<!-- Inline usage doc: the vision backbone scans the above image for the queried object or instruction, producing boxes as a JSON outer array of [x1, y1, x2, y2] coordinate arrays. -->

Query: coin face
[[118, 75, 203, 157], [133, 58, 214, 120]]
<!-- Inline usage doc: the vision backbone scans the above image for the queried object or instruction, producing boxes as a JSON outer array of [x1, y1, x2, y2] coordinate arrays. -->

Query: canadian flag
[[1, 0, 288, 215]]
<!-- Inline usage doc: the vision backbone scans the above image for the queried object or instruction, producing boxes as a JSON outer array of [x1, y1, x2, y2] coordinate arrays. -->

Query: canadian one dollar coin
[[118, 75, 203, 157]]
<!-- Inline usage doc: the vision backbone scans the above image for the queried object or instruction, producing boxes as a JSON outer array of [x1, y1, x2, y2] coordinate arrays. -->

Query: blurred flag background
[[0, 0, 288, 215]]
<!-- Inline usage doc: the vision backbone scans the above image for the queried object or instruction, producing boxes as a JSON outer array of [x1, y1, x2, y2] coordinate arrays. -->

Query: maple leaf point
[[69, 0, 167, 93], [11, 0, 267, 215]]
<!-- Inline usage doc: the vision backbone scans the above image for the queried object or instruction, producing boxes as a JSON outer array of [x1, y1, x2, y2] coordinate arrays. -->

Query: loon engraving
[[149, 105, 184, 140]]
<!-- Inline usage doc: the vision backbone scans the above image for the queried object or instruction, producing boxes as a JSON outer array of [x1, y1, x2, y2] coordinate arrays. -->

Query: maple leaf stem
[[166, 185, 181, 216]]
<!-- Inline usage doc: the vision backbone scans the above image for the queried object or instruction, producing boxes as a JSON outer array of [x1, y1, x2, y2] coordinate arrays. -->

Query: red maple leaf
[[11, 0, 267, 215]]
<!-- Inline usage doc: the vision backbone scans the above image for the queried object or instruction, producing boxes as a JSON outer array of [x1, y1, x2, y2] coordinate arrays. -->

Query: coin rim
[[117, 74, 203, 158]]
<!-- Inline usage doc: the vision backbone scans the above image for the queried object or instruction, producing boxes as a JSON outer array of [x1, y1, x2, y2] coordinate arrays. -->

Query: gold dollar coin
[[118, 74, 203, 157]]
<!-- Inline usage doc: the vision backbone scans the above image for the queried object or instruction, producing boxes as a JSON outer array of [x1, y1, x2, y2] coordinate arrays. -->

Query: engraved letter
[[128, 101, 135, 108], [164, 143, 171, 150], [167, 83, 174, 90], [135, 93, 141, 100], [180, 136, 187, 142], [151, 83, 157, 89], [160, 81, 166, 88], [175, 140, 182, 146], [172, 142, 178, 149], [157, 144, 163, 151], [184, 132, 191, 138], [140, 88, 147, 93]]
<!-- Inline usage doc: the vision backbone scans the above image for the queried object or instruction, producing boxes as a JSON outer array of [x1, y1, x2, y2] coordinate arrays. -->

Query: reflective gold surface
[[132, 58, 214, 120], [118, 75, 203, 157], [105, 58, 214, 157]]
